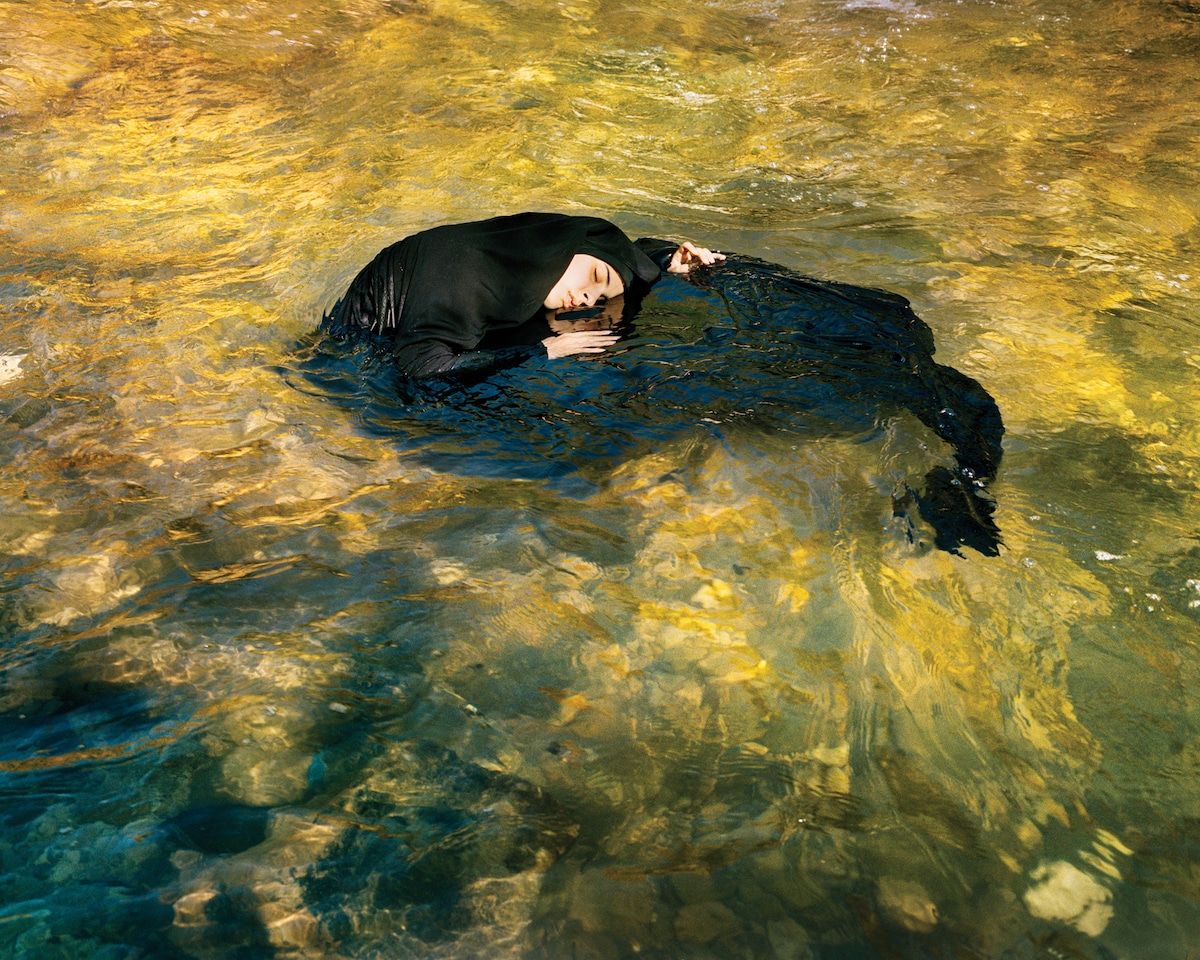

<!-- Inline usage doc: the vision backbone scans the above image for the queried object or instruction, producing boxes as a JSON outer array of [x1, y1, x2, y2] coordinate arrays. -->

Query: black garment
[[301, 235, 1005, 556], [681, 255, 1004, 555], [322, 213, 664, 378]]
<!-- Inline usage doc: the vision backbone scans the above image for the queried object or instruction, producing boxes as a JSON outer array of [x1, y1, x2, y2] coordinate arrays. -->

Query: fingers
[[543, 329, 621, 359], [684, 242, 726, 265], [668, 241, 727, 273]]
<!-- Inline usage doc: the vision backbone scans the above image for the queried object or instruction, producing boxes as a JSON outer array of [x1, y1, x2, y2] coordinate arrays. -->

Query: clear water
[[1, 0, 1199, 957]]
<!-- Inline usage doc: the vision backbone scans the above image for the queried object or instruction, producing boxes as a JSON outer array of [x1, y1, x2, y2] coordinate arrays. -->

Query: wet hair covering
[[576, 224, 661, 294], [324, 212, 661, 378]]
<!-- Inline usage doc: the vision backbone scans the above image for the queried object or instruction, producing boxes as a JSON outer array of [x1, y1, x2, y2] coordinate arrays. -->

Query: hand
[[668, 241, 726, 274], [542, 329, 621, 359]]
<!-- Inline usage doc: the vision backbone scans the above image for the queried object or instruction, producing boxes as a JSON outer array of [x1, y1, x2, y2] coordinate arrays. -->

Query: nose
[[580, 291, 592, 306]]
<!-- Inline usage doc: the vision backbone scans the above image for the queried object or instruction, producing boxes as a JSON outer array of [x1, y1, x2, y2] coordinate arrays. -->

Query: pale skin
[[541, 242, 725, 359]]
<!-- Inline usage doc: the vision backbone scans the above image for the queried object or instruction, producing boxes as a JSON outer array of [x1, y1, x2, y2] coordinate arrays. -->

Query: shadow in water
[[300, 740, 579, 947], [284, 255, 1004, 555]]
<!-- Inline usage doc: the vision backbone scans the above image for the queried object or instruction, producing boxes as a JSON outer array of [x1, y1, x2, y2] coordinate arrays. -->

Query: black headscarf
[[328, 213, 661, 351]]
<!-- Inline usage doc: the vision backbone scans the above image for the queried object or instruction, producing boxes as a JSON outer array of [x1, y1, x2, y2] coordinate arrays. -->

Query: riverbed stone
[[877, 877, 938, 933], [673, 900, 741, 944], [566, 868, 655, 941], [1023, 860, 1112, 936], [767, 917, 813, 960]]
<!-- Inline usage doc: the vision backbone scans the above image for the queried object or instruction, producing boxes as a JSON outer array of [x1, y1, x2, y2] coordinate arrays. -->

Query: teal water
[[1, 0, 1199, 957]]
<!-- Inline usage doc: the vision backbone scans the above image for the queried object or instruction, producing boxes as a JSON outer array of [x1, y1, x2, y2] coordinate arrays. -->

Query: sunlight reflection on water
[[1, 0, 1200, 957]]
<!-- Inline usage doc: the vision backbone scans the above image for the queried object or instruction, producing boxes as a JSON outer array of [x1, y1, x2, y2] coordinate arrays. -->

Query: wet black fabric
[[681, 254, 1004, 555], [322, 213, 660, 378], [295, 251, 1004, 556]]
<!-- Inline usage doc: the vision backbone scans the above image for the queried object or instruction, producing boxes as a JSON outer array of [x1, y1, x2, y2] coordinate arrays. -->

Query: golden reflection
[[3, 0, 1200, 955], [0, 725, 195, 774]]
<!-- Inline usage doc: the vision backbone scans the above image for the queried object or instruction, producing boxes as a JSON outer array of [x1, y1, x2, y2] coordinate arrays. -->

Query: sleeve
[[634, 238, 680, 273], [393, 338, 544, 379]]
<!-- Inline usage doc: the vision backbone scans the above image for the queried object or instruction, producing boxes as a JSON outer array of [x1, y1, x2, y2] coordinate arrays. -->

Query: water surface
[[2, 0, 1199, 957]]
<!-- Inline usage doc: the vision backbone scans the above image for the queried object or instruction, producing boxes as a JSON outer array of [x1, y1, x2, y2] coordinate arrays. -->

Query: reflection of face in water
[[546, 296, 627, 335]]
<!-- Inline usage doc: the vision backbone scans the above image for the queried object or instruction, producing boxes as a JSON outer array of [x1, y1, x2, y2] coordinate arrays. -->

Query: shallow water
[[1, 0, 1199, 957]]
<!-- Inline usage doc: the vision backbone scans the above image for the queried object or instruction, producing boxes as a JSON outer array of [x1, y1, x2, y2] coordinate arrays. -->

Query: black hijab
[[329, 213, 661, 350]]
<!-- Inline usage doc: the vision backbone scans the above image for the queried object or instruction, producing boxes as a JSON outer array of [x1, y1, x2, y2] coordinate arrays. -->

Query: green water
[[1, 0, 1199, 957]]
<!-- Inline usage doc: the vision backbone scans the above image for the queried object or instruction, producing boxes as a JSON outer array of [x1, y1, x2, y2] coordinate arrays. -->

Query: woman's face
[[542, 254, 624, 311]]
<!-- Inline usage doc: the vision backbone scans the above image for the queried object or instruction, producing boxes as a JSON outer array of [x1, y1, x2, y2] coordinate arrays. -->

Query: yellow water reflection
[[2, 0, 1200, 957]]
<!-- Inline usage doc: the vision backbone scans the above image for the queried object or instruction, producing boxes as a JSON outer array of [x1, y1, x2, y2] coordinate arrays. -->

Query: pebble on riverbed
[[877, 877, 938, 933], [0, 354, 26, 384], [1023, 859, 1113, 936]]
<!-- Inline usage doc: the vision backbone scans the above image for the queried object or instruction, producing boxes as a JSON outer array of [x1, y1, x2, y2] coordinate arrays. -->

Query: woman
[[321, 212, 723, 378], [313, 213, 1004, 555]]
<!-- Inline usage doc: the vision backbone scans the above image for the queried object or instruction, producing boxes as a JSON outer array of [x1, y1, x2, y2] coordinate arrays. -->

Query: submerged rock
[[1023, 859, 1113, 936], [0, 354, 26, 385], [160, 803, 272, 856], [674, 900, 742, 944], [299, 741, 579, 949], [877, 876, 938, 933]]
